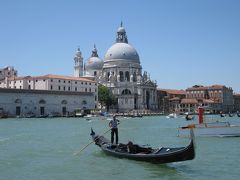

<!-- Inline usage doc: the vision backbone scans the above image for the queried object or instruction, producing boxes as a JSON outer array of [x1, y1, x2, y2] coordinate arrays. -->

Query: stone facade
[[0, 74, 98, 116], [157, 89, 186, 114], [94, 23, 158, 112], [0, 88, 95, 117], [181, 85, 234, 113], [233, 94, 240, 112]]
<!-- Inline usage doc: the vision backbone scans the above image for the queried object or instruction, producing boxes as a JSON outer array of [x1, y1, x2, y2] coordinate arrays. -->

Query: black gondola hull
[[91, 129, 195, 164]]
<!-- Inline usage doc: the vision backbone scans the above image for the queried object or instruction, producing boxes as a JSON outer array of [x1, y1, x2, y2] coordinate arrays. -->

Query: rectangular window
[[51, 79, 53, 82], [64, 80, 65, 83], [75, 87, 77, 91], [51, 85, 53, 90], [28, 85, 31, 89], [68, 81, 70, 83], [63, 86, 65, 91], [89, 88, 91, 92], [58, 86, 60, 90], [59, 80, 61, 83], [68, 87, 70, 91], [75, 81, 77, 84], [85, 88, 87, 92]]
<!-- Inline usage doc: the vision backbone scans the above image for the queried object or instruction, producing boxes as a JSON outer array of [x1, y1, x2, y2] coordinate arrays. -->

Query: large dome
[[104, 43, 140, 63]]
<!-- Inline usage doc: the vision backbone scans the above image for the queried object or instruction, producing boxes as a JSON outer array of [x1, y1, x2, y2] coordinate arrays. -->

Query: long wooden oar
[[74, 128, 112, 156]]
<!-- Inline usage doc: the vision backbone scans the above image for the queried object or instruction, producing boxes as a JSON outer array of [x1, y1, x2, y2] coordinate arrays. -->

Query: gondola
[[90, 128, 195, 164]]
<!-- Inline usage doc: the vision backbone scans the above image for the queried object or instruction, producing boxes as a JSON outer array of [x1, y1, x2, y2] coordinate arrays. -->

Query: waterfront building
[[0, 88, 95, 117], [181, 85, 234, 113], [157, 89, 186, 114], [233, 94, 240, 112], [0, 74, 97, 117], [91, 23, 158, 112], [0, 66, 17, 85]]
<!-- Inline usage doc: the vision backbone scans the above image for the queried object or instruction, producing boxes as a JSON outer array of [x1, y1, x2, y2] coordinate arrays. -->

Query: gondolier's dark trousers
[[111, 128, 118, 144]]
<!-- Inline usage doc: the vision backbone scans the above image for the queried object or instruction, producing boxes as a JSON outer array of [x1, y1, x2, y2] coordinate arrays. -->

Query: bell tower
[[74, 48, 83, 77]]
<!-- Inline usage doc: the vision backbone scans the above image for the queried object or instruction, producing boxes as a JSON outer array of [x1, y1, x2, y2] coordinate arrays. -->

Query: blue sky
[[1, 0, 240, 92]]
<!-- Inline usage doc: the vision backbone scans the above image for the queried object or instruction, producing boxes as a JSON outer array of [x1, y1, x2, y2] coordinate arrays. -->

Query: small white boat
[[178, 107, 240, 137], [166, 113, 177, 118], [85, 114, 93, 121]]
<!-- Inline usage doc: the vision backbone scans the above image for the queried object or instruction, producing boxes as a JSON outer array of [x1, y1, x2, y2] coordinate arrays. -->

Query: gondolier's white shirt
[[109, 119, 119, 129]]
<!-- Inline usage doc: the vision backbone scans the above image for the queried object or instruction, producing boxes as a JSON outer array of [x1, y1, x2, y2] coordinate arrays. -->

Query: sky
[[1, 0, 240, 92]]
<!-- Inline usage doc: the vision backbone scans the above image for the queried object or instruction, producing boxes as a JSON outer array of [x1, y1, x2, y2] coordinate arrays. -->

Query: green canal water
[[0, 116, 240, 180]]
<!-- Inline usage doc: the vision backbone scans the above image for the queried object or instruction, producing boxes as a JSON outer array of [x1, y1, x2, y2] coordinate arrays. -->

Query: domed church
[[74, 23, 158, 112]]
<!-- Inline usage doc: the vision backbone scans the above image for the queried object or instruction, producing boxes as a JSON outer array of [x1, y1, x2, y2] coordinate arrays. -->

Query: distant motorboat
[[166, 113, 177, 119], [178, 107, 240, 137], [85, 114, 93, 121], [185, 114, 195, 121], [228, 113, 234, 117], [220, 113, 225, 117]]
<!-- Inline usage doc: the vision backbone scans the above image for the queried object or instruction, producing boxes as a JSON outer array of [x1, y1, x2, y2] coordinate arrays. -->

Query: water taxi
[[178, 107, 240, 137]]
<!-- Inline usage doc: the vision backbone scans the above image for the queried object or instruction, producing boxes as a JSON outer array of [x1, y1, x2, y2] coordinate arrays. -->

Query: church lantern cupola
[[116, 22, 128, 43]]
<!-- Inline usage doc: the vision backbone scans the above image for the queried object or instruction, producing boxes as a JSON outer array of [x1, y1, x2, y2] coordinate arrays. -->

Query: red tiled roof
[[203, 99, 215, 103], [157, 88, 186, 95], [8, 74, 95, 83], [187, 85, 226, 91], [181, 98, 198, 104]]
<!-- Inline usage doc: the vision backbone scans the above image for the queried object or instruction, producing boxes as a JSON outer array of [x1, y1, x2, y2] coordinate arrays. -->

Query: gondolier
[[109, 115, 120, 144]]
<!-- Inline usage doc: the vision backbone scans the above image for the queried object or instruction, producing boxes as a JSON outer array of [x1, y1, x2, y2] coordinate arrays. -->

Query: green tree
[[98, 84, 117, 112]]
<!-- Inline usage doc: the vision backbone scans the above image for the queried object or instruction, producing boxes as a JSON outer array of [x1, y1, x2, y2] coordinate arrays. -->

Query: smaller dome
[[85, 57, 103, 70], [75, 48, 82, 57], [85, 45, 103, 70], [117, 26, 125, 33]]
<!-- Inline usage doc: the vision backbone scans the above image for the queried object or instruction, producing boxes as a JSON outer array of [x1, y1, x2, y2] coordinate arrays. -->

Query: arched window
[[61, 100, 67, 104], [133, 72, 137, 82], [119, 71, 124, 82], [125, 71, 130, 81], [39, 99, 46, 104], [107, 72, 110, 81], [122, 89, 131, 95]]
